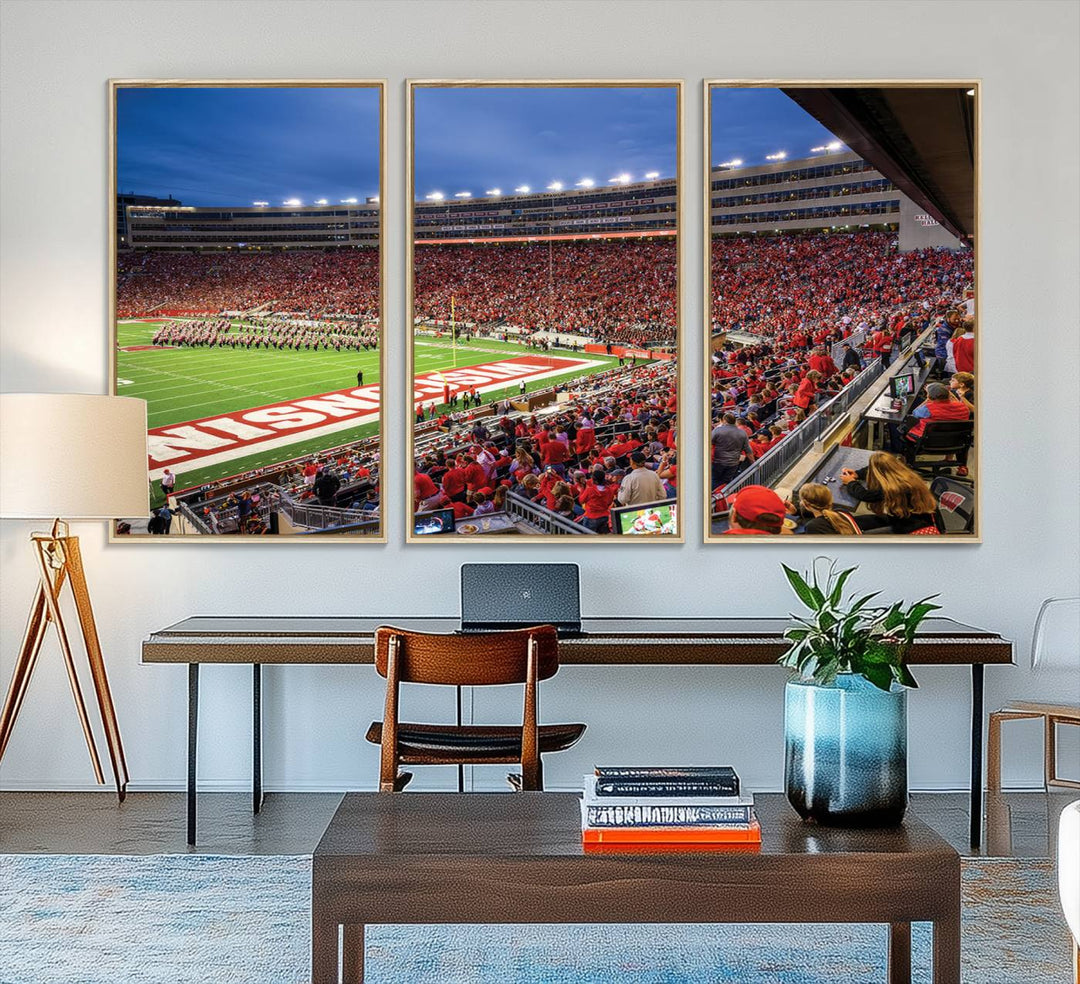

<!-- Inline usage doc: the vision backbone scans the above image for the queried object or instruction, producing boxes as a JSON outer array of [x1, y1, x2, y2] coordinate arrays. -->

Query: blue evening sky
[[412, 86, 677, 198], [116, 86, 381, 206], [710, 87, 843, 167]]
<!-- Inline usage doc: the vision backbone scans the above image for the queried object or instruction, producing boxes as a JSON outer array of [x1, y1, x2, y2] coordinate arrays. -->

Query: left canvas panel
[[110, 81, 385, 540]]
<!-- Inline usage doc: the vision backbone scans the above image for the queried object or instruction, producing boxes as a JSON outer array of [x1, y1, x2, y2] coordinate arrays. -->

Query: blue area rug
[[0, 854, 1070, 983]]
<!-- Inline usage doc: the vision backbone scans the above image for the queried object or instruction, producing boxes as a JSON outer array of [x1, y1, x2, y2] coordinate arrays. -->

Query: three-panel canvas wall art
[[109, 79, 978, 543]]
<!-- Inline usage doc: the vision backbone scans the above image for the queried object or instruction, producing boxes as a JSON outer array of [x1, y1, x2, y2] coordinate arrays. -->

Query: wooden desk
[[311, 791, 961, 984], [142, 616, 1012, 846]]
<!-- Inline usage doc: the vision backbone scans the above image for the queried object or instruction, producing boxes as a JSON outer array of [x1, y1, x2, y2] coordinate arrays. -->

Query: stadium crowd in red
[[117, 248, 379, 320], [708, 232, 974, 493], [710, 231, 971, 338], [414, 240, 677, 347], [413, 362, 677, 534]]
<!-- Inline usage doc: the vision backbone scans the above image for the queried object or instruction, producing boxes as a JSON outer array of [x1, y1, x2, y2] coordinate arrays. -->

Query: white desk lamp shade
[[0, 393, 149, 519], [1031, 597, 1080, 672]]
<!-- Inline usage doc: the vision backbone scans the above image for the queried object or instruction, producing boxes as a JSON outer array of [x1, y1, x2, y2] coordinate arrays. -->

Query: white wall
[[1, 0, 1077, 795]]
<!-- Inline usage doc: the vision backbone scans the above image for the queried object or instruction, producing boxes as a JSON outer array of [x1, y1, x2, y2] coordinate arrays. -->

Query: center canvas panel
[[408, 82, 681, 542]]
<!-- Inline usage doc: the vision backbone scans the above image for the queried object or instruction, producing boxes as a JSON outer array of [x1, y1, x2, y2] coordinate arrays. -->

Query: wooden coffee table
[[311, 792, 960, 984]]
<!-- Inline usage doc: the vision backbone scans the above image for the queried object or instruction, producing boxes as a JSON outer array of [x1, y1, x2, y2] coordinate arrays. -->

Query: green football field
[[118, 321, 621, 505]]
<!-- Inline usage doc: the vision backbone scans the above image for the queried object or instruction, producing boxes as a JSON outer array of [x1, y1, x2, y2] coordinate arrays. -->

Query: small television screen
[[889, 373, 915, 399], [612, 499, 677, 535], [414, 507, 456, 536]]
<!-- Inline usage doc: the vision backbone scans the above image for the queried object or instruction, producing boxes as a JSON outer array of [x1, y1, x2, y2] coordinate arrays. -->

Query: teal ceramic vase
[[784, 672, 908, 826]]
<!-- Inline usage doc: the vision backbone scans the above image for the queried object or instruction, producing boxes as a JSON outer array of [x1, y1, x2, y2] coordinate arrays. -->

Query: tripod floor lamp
[[0, 393, 148, 801]]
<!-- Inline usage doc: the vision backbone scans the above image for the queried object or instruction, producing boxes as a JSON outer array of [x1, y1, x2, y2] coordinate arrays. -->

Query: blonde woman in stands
[[794, 483, 862, 535], [840, 452, 940, 535]]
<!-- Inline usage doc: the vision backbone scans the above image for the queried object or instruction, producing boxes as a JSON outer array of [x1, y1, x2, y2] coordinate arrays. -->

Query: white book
[[581, 775, 754, 809]]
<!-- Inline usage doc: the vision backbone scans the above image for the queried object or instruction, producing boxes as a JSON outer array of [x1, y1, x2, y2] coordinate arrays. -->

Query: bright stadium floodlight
[[826, 141, 842, 151], [314, 198, 328, 205], [514, 185, 530, 193], [609, 173, 632, 185], [370, 196, 379, 203], [283, 198, 303, 206], [765, 152, 787, 161], [576, 178, 595, 188], [547, 181, 563, 191], [719, 159, 742, 168], [454, 191, 472, 198], [645, 171, 660, 180], [810, 145, 827, 153], [341, 197, 359, 204], [253, 201, 269, 206], [486, 188, 502, 196], [426, 191, 445, 201]]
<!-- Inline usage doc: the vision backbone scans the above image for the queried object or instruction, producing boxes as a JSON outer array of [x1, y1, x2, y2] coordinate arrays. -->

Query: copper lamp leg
[[31, 538, 105, 785], [0, 585, 50, 758], [63, 537, 129, 799]]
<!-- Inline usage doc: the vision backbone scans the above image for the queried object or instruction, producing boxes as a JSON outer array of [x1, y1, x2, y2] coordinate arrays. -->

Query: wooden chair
[[366, 625, 586, 792], [988, 598, 1080, 792]]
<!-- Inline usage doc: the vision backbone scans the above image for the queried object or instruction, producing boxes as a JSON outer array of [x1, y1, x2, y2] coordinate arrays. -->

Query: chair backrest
[[1031, 597, 1080, 672], [930, 476, 976, 534], [374, 625, 560, 686], [916, 419, 974, 453]]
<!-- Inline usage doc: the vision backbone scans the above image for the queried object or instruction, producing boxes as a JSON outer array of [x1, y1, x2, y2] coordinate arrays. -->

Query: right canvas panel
[[705, 83, 978, 540]]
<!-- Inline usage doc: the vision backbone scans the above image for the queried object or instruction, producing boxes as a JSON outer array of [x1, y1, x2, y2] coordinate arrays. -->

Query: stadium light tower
[[514, 185, 530, 194], [314, 198, 328, 205], [454, 191, 472, 198], [341, 197, 359, 204], [486, 188, 502, 196], [426, 191, 445, 201], [826, 141, 842, 151], [252, 201, 269, 206], [765, 152, 787, 161], [645, 171, 660, 180], [546, 181, 563, 191], [283, 198, 303, 206], [609, 173, 632, 185], [576, 178, 595, 188], [718, 159, 743, 168]]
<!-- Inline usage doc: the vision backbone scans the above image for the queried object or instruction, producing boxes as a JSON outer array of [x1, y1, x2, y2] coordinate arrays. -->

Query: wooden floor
[[0, 789, 1073, 857]]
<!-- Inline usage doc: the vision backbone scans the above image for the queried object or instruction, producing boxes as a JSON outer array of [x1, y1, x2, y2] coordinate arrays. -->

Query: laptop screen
[[460, 563, 581, 629]]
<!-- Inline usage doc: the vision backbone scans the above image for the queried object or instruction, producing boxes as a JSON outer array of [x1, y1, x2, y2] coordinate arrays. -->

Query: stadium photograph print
[[109, 80, 385, 540], [408, 80, 682, 543], [704, 82, 978, 541]]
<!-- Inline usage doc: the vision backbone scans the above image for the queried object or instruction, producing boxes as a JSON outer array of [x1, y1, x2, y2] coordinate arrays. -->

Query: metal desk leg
[[969, 663, 984, 848], [187, 663, 199, 847], [253, 664, 263, 814], [456, 684, 464, 793]]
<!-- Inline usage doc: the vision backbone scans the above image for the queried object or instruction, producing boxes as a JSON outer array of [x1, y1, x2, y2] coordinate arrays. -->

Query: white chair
[[988, 598, 1080, 791], [1059, 799, 1080, 983]]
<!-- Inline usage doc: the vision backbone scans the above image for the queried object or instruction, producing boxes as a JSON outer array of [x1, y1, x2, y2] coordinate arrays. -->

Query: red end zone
[[146, 354, 603, 477]]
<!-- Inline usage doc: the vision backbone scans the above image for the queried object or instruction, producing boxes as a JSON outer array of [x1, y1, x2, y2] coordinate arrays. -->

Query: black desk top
[[142, 615, 1012, 666]]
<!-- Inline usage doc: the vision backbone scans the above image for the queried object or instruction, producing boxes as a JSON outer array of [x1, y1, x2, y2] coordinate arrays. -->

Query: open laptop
[[459, 563, 582, 637]]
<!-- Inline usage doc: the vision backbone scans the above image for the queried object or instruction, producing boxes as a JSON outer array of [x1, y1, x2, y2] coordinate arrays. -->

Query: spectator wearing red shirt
[[579, 468, 617, 533], [952, 322, 975, 374]]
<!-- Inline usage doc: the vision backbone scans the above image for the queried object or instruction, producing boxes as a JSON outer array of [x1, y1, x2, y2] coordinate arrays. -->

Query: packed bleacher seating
[[116, 248, 379, 320], [413, 361, 678, 534], [707, 232, 975, 520], [413, 240, 677, 347]]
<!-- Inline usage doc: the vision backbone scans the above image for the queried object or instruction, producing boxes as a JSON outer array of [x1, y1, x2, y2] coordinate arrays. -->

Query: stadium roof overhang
[[782, 86, 976, 242]]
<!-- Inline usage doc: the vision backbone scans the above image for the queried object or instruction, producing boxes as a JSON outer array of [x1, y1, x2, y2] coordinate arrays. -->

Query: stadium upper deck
[[123, 199, 380, 249], [412, 176, 676, 242], [710, 151, 960, 252]]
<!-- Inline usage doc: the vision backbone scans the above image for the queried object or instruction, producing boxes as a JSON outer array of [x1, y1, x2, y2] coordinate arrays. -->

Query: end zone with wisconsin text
[[146, 354, 604, 477]]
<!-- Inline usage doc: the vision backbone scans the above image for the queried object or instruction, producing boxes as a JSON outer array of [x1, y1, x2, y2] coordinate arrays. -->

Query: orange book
[[582, 818, 761, 846]]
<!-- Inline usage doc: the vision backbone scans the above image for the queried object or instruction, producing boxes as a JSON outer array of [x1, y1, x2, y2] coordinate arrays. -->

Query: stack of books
[[581, 766, 760, 848]]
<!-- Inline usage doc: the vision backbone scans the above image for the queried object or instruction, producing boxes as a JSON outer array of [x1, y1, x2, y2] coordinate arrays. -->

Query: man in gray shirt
[[710, 412, 752, 488], [618, 451, 666, 506]]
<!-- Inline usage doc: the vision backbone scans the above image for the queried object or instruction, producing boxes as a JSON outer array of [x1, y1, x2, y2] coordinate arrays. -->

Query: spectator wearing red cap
[[724, 484, 788, 535]]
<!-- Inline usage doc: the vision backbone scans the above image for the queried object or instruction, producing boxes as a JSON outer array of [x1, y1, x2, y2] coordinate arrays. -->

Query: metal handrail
[[504, 490, 596, 535]]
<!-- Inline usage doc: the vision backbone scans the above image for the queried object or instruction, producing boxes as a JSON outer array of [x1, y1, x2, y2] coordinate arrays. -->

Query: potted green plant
[[779, 559, 940, 826]]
